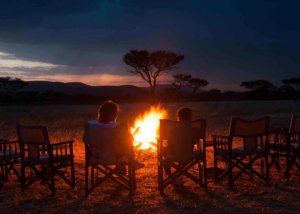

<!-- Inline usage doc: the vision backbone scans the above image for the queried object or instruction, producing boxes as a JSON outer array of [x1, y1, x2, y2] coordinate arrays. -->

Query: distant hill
[[23, 81, 147, 96]]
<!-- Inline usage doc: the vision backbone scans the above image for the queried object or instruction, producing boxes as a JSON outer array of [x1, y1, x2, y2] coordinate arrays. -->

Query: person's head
[[177, 107, 192, 122], [97, 100, 119, 123]]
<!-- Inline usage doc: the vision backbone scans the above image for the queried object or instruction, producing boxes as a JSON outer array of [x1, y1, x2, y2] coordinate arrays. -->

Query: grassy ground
[[0, 101, 300, 213]]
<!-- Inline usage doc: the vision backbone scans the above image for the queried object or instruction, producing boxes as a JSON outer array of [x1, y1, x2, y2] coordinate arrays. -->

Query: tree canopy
[[188, 78, 208, 94], [0, 77, 27, 94], [282, 78, 300, 91], [123, 50, 184, 96], [172, 74, 191, 90], [240, 80, 276, 91]]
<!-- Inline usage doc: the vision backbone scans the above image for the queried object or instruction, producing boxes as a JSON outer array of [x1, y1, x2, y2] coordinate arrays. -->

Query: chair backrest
[[229, 117, 270, 153], [16, 124, 50, 160], [289, 114, 300, 145], [159, 119, 206, 161], [289, 114, 300, 134], [159, 119, 206, 141], [84, 123, 132, 163]]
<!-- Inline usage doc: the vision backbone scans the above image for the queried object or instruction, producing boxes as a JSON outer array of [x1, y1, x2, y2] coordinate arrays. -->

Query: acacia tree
[[123, 50, 184, 96], [0, 77, 27, 95], [240, 80, 276, 92], [172, 74, 192, 91], [282, 78, 300, 91], [188, 78, 208, 95]]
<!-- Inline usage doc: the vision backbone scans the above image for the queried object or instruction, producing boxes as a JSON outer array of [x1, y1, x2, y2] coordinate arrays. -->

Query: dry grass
[[0, 101, 300, 213]]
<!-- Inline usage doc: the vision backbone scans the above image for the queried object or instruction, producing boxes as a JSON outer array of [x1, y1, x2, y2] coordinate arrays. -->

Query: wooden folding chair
[[17, 124, 75, 194], [84, 123, 136, 196], [0, 139, 21, 189], [269, 115, 300, 180], [158, 119, 207, 195], [213, 117, 270, 188]]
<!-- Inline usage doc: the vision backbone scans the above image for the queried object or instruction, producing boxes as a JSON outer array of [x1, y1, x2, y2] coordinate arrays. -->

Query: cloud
[[0, 51, 63, 70]]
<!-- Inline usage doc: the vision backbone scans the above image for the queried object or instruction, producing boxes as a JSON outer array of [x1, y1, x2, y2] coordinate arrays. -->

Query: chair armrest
[[51, 140, 74, 147], [268, 128, 289, 145], [0, 140, 18, 147], [212, 134, 230, 139], [270, 127, 289, 133], [0, 140, 20, 158], [50, 140, 74, 158]]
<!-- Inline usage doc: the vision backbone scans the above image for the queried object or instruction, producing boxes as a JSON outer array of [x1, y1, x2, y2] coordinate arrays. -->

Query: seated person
[[168, 108, 201, 162], [164, 107, 201, 185], [83, 100, 144, 173], [83, 100, 128, 173]]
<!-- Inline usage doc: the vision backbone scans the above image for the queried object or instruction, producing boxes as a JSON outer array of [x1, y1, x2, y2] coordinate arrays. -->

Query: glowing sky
[[0, 0, 299, 90]]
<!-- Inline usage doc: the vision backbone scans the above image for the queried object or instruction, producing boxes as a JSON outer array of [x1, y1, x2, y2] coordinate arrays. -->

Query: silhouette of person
[[83, 100, 128, 174], [164, 107, 200, 185], [169, 108, 200, 160]]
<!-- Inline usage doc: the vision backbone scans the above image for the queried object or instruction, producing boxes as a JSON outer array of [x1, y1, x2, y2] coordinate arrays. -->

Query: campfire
[[131, 105, 167, 151]]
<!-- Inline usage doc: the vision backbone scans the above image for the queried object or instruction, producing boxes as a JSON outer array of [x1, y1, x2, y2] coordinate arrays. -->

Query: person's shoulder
[[88, 120, 120, 128], [87, 119, 100, 126]]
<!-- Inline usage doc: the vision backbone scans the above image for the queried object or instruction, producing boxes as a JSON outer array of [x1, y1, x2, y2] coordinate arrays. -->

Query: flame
[[131, 105, 167, 151]]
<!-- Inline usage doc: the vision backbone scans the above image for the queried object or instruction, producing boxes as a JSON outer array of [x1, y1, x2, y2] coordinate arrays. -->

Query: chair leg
[[91, 166, 95, 186], [3, 165, 8, 182], [21, 164, 25, 188], [213, 154, 218, 184], [71, 160, 76, 188], [51, 167, 56, 195], [158, 161, 164, 195], [228, 160, 233, 189], [198, 161, 202, 185], [285, 154, 290, 181], [203, 158, 208, 191], [261, 159, 264, 175], [275, 155, 281, 172], [85, 165, 89, 196], [129, 165, 135, 195], [265, 154, 269, 185], [132, 163, 136, 190]]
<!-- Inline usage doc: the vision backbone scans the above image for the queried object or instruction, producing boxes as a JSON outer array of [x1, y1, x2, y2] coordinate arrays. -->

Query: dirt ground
[[1, 101, 300, 213], [0, 148, 300, 214]]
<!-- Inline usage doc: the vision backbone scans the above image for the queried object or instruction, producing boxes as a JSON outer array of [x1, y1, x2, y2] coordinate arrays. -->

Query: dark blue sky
[[0, 0, 299, 90]]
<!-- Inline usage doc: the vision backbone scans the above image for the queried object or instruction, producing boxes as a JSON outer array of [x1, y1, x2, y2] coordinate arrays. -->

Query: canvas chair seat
[[0, 151, 19, 159], [269, 142, 288, 151], [165, 150, 203, 163], [232, 147, 263, 156], [89, 156, 127, 165], [269, 142, 299, 151], [291, 142, 300, 151], [23, 153, 72, 163]]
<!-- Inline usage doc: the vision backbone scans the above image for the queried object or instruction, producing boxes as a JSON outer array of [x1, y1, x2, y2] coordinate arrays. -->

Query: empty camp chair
[[17, 125, 75, 194], [268, 127, 289, 177], [213, 117, 270, 188], [0, 139, 21, 189], [158, 119, 207, 195], [84, 123, 136, 196], [269, 114, 300, 180]]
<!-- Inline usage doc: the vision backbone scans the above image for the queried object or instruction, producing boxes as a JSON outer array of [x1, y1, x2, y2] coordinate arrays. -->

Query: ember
[[131, 105, 167, 151]]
